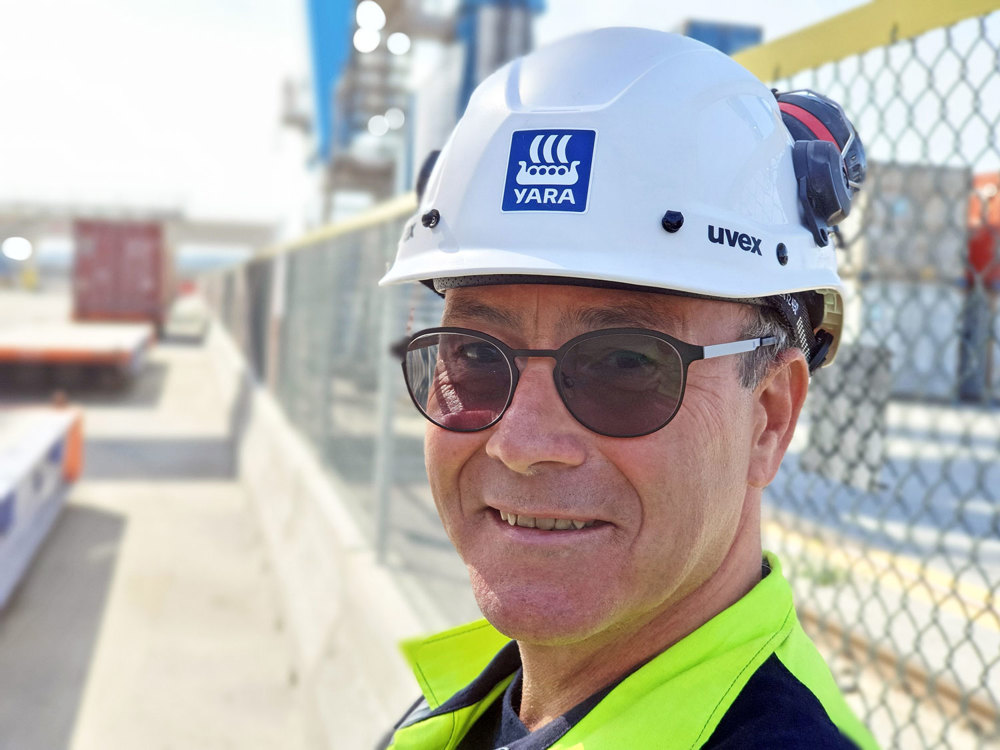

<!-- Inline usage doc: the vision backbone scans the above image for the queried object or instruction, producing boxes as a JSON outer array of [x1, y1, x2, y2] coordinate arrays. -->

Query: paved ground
[[0, 290, 316, 750]]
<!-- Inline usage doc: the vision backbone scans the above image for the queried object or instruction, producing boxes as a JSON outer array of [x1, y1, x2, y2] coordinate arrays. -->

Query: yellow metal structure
[[735, 0, 1000, 79], [258, 193, 417, 261]]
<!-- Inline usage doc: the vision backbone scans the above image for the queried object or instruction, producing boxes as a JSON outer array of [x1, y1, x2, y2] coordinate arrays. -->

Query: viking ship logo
[[516, 134, 580, 186], [502, 129, 596, 213]]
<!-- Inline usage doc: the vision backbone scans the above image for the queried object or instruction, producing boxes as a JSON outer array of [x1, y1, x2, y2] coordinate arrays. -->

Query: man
[[379, 27, 878, 749]]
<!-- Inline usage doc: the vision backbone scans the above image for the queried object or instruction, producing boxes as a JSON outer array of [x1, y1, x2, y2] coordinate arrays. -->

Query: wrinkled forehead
[[441, 284, 749, 341]]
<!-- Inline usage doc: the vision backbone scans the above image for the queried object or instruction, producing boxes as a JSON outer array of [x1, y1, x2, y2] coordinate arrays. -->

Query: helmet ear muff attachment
[[777, 90, 866, 247], [792, 139, 852, 246]]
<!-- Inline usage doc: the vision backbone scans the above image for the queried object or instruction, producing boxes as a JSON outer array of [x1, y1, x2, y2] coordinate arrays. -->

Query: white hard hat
[[381, 28, 861, 367]]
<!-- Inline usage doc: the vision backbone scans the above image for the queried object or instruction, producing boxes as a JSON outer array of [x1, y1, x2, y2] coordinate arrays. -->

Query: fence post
[[373, 240, 399, 564]]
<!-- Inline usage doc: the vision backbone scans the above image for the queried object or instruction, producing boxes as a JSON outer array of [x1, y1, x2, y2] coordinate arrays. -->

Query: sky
[[0, 0, 869, 238], [0, 0, 310, 223]]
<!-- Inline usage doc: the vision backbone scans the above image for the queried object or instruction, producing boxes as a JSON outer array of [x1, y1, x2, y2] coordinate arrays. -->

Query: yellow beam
[[255, 192, 418, 261], [735, 0, 1000, 81]]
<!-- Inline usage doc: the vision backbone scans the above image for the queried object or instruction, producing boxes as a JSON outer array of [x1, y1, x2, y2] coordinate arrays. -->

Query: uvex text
[[708, 225, 763, 256]]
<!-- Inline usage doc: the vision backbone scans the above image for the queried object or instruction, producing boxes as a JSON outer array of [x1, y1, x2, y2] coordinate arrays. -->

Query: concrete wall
[[205, 320, 427, 750]]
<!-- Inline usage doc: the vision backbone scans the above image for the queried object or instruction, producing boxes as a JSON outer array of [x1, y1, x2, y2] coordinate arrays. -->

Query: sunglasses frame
[[398, 326, 777, 438]]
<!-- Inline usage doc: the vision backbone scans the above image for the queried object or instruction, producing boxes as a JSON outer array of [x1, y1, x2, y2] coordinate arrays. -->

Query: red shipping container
[[72, 220, 174, 330]]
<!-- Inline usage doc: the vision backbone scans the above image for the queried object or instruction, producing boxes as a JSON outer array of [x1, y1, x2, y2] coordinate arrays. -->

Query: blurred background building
[[295, 1, 765, 220]]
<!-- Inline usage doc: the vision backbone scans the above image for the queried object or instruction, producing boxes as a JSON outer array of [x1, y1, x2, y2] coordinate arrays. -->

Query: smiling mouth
[[497, 509, 598, 530]]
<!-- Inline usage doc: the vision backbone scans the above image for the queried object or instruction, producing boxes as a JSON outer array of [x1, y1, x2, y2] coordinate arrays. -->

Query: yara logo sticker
[[502, 129, 596, 213], [516, 134, 580, 186]]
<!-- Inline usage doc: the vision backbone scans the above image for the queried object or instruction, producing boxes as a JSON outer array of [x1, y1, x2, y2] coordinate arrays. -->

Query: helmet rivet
[[776, 243, 789, 265], [421, 209, 441, 228], [660, 210, 684, 233]]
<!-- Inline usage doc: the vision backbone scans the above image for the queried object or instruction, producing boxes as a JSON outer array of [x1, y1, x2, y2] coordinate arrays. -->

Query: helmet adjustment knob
[[776, 243, 789, 265], [660, 210, 684, 233], [421, 209, 441, 229]]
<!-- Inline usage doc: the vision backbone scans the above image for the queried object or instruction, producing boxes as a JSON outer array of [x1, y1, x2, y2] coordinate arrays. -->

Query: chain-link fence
[[744, 8, 1000, 749], [203, 6, 1000, 748]]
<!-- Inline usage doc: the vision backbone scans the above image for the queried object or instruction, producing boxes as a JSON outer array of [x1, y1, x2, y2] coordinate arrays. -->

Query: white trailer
[[0, 321, 153, 383], [0, 406, 84, 608]]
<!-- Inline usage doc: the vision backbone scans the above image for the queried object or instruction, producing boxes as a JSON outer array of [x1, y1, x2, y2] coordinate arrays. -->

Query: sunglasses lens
[[559, 333, 685, 437], [404, 332, 512, 431]]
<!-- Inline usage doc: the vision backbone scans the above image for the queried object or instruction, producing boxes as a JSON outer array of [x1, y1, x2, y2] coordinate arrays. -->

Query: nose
[[485, 358, 587, 474]]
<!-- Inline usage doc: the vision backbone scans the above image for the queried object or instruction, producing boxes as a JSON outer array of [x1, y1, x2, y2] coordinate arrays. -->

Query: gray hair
[[738, 304, 795, 390]]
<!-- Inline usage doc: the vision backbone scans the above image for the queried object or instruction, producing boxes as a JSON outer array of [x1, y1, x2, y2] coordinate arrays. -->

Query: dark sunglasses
[[397, 327, 777, 438]]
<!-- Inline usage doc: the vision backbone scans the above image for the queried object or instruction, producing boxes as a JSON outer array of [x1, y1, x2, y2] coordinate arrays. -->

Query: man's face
[[425, 284, 770, 646]]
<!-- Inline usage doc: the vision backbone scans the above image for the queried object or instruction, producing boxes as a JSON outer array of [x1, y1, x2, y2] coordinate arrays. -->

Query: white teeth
[[497, 510, 595, 530]]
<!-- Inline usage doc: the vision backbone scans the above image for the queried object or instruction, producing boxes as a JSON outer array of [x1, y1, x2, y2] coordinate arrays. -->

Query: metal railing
[[203, 3, 1000, 746]]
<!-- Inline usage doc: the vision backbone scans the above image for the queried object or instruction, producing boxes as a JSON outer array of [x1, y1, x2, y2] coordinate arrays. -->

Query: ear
[[746, 348, 810, 489]]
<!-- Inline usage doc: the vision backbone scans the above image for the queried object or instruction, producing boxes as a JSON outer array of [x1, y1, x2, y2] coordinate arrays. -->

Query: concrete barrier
[[205, 321, 428, 750]]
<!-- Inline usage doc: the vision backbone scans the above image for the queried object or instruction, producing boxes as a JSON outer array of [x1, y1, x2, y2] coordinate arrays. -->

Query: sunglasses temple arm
[[701, 336, 778, 360]]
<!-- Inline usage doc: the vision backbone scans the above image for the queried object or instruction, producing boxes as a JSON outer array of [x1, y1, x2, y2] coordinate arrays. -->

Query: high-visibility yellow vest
[[384, 554, 878, 749]]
